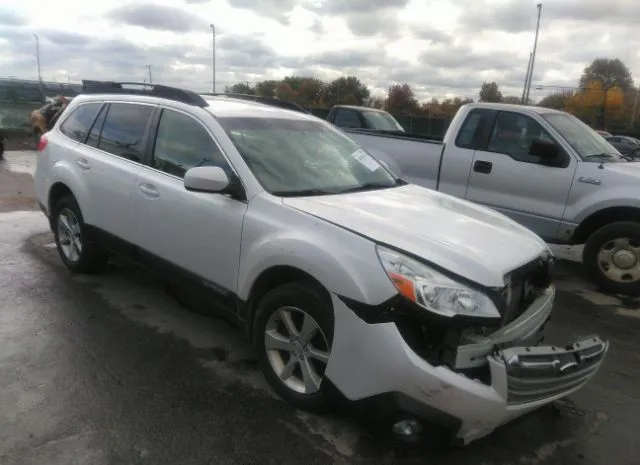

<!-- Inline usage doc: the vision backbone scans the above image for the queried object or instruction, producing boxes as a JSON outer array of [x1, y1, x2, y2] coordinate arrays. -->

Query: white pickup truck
[[342, 103, 640, 295]]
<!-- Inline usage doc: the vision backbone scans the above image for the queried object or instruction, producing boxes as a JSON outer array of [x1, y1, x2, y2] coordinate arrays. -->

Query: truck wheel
[[52, 195, 109, 274], [255, 281, 335, 412], [583, 221, 640, 295]]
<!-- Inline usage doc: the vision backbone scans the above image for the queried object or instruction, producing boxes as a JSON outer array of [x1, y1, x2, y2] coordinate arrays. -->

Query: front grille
[[501, 337, 607, 405], [500, 254, 553, 324]]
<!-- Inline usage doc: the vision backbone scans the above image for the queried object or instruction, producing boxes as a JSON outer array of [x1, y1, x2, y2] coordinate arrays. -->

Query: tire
[[583, 221, 640, 295], [255, 281, 335, 412], [52, 195, 109, 273]]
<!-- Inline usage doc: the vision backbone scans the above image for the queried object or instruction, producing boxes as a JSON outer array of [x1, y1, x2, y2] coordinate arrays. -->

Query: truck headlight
[[376, 245, 500, 319]]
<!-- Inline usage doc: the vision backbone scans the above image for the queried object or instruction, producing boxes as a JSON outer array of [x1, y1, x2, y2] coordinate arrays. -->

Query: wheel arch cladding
[[245, 265, 331, 344]]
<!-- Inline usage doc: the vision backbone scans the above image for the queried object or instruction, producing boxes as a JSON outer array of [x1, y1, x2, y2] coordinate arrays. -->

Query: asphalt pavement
[[1, 151, 638, 465]]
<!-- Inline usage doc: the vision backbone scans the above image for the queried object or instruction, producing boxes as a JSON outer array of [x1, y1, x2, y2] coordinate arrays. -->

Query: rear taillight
[[37, 134, 48, 152]]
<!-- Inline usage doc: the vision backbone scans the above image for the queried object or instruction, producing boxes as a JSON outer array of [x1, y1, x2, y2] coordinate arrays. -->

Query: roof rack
[[81, 80, 208, 107], [201, 92, 310, 114]]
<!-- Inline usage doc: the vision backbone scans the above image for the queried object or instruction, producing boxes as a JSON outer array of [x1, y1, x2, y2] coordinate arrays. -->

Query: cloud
[[107, 3, 208, 32], [0, 8, 27, 26], [0, 0, 639, 103], [459, 0, 640, 33]]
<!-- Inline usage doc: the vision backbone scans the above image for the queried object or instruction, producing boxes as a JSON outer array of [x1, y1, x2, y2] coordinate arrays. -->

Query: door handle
[[139, 183, 159, 198], [76, 158, 90, 170], [473, 160, 493, 174]]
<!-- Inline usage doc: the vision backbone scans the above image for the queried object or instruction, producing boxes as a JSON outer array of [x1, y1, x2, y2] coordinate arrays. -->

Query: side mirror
[[184, 166, 230, 193], [529, 138, 564, 167]]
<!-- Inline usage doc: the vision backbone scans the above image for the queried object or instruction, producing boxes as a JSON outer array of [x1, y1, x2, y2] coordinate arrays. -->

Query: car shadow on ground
[[24, 230, 638, 465]]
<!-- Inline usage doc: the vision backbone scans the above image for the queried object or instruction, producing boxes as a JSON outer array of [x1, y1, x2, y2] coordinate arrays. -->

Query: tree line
[[225, 58, 639, 130]]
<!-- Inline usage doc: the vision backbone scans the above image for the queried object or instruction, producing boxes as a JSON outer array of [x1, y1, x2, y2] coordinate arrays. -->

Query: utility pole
[[210, 24, 216, 93], [524, 3, 542, 103], [521, 52, 533, 104], [33, 33, 42, 83], [630, 88, 639, 128], [146, 65, 153, 84]]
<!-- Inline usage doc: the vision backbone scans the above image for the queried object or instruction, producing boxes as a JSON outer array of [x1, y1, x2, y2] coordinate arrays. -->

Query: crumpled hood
[[283, 184, 547, 287]]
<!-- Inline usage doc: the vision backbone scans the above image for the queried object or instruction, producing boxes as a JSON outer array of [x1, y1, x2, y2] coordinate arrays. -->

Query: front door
[[465, 110, 576, 241], [135, 107, 247, 307]]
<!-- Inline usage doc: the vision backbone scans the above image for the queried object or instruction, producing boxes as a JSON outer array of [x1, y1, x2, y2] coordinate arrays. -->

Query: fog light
[[391, 419, 423, 438]]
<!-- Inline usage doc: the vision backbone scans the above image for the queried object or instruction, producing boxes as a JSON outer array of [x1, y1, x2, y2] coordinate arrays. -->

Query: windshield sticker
[[351, 149, 380, 172]]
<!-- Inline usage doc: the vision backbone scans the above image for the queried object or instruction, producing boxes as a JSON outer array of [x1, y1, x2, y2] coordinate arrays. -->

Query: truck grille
[[500, 337, 608, 405], [500, 254, 553, 324]]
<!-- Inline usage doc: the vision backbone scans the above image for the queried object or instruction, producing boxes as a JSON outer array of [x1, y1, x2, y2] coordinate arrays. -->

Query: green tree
[[255, 80, 278, 97], [579, 58, 634, 93], [479, 82, 503, 103], [538, 92, 570, 110], [224, 82, 255, 95], [386, 83, 419, 114], [324, 76, 370, 106]]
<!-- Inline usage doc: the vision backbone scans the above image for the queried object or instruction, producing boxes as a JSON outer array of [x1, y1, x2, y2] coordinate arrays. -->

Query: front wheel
[[255, 282, 335, 412], [583, 221, 640, 295]]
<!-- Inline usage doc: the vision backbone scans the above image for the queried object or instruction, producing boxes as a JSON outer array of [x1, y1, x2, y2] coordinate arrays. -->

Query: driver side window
[[487, 112, 555, 164], [152, 109, 228, 178]]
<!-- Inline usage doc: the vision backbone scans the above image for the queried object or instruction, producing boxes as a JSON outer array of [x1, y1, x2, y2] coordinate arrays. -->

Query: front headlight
[[376, 245, 500, 319]]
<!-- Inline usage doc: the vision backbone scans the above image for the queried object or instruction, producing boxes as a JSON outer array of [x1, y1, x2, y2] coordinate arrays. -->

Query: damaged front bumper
[[326, 287, 609, 445]]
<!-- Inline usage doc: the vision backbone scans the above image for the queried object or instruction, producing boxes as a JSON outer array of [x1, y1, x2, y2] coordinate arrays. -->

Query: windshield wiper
[[271, 188, 336, 197], [337, 179, 406, 194], [584, 152, 622, 160]]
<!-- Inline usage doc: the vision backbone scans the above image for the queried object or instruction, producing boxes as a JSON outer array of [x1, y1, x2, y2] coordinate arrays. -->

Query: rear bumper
[[325, 291, 608, 445]]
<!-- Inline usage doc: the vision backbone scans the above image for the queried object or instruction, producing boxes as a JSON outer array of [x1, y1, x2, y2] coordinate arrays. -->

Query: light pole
[[33, 33, 42, 83], [524, 3, 542, 104], [210, 24, 216, 94], [521, 52, 533, 104], [146, 65, 153, 84]]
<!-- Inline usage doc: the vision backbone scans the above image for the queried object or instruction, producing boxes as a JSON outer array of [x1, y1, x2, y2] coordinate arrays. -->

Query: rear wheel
[[255, 282, 335, 412], [583, 221, 640, 295], [52, 195, 109, 273]]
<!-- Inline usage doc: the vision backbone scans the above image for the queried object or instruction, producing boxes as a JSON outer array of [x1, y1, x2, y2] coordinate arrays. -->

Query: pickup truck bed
[[343, 129, 443, 189]]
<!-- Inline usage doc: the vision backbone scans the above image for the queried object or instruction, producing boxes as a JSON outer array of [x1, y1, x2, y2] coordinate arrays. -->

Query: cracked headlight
[[376, 245, 500, 319]]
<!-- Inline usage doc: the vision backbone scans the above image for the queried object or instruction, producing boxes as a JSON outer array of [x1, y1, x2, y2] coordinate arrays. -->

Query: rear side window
[[151, 109, 227, 178], [98, 103, 153, 162], [333, 109, 362, 128], [455, 109, 494, 149], [59, 103, 102, 143]]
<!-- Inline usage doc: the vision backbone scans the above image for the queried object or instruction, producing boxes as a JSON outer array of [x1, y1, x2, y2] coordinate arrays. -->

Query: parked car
[[327, 105, 406, 133], [34, 81, 607, 446], [341, 103, 640, 295], [604, 135, 640, 157], [595, 130, 612, 137]]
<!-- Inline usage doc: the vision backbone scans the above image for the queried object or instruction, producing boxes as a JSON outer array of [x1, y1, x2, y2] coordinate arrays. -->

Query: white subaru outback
[[34, 81, 608, 445]]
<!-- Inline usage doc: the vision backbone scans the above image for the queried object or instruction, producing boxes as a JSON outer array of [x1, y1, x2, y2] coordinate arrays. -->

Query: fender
[[237, 228, 397, 307], [48, 160, 91, 219], [567, 189, 640, 225]]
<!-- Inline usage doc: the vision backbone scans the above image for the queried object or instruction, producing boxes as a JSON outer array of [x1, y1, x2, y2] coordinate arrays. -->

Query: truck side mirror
[[530, 138, 565, 167]]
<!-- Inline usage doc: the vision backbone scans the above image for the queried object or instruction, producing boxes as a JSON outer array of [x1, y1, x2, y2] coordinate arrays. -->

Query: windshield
[[542, 113, 627, 162], [361, 111, 404, 132], [217, 117, 399, 196]]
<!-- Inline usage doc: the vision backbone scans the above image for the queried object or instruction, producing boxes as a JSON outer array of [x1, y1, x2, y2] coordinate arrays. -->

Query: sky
[[0, 0, 638, 102]]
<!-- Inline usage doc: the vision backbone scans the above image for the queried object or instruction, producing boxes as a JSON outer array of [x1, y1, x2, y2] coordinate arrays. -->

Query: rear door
[[332, 108, 365, 129], [464, 110, 576, 240], [73, 101, 156, 247]]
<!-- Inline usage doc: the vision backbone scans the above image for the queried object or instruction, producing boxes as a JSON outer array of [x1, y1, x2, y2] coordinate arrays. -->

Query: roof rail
[[202, 92, 310, 114], [81, 80, 208, 107]]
